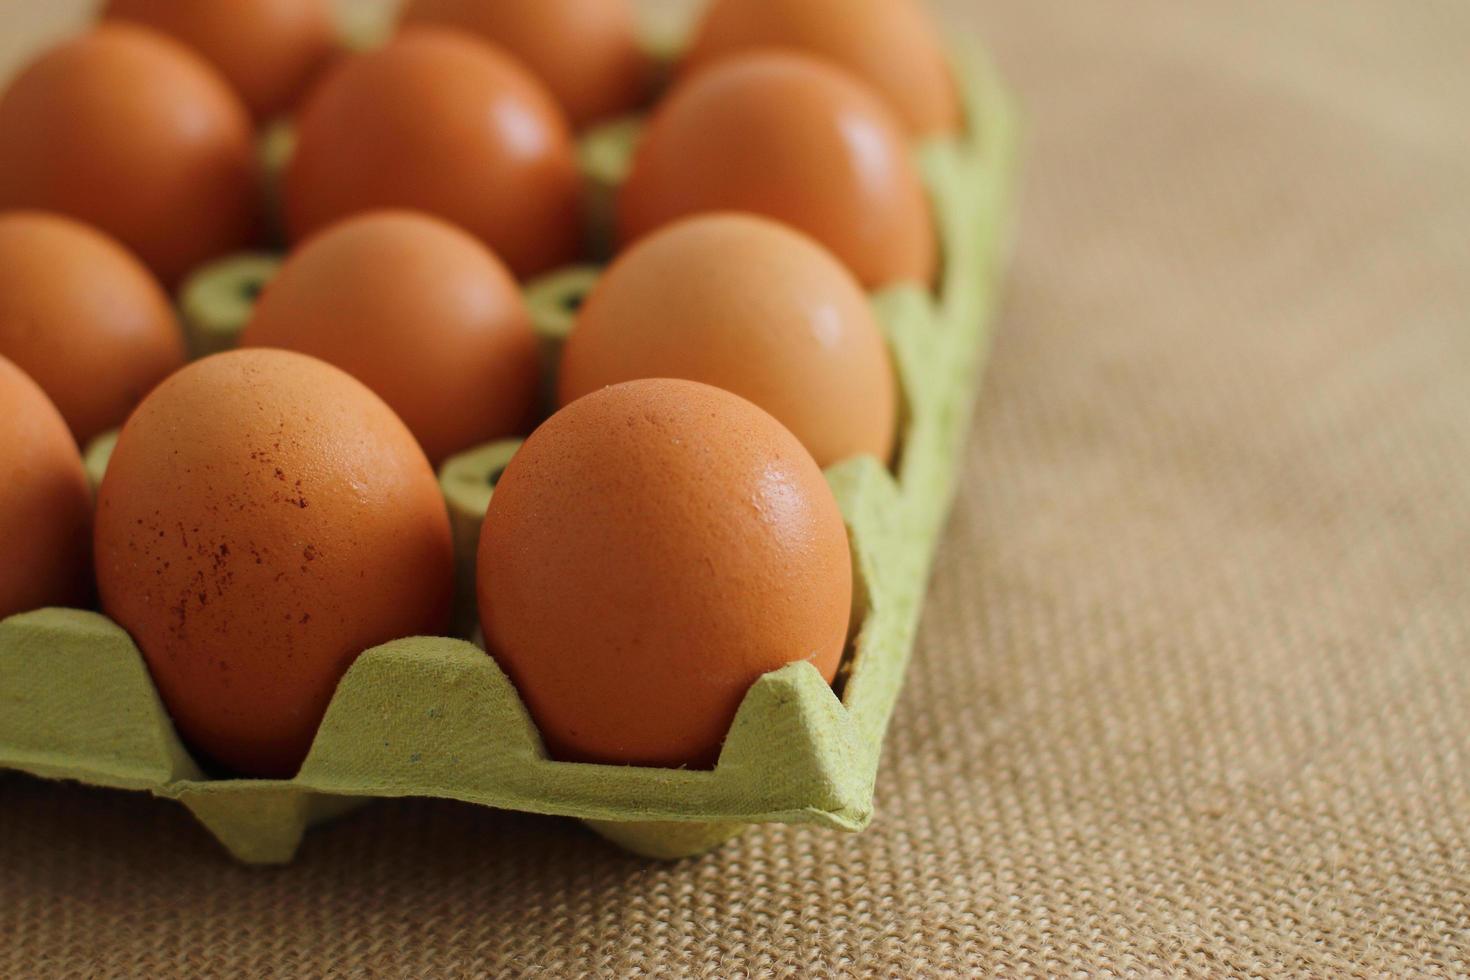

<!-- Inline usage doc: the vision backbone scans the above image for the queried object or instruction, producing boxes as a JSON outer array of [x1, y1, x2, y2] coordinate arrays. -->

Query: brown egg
[[560, 214, 895, 468], [0, 24, 259, 287], [478, 379, 852, 769], [0, 212, 185, 446], [95, 349, 454, 777], [400, 0, 650, 128], [683, 0, 961, 137], [101, 0, 337, 122], [0, 357, 92, 620], [617, 51, 935, 289], [285, 27, 583, 279], [241, 210, 540, 465]]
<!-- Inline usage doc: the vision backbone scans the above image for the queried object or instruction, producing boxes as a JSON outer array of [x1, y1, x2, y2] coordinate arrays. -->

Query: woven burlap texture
[[4, 0, 1469, 975]]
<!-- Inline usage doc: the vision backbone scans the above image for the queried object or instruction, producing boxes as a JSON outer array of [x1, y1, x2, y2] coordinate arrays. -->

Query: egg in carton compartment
[[0, 43, 1018, 862]]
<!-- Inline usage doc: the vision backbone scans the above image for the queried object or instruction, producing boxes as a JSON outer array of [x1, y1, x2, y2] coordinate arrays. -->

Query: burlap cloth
[[4, 1, 1469, 976]]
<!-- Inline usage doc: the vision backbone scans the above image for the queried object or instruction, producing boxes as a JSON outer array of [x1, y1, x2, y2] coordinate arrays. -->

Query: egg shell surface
[[617, 51, 936, 289], [285, 27, 583, 279], [683, 0, 962, 136], [0, 356, 93, 620], [94, 349, 455, 778], [477, 378, 853, 769], [0, 24, 260, 287], [102, 0, 337, 121], [559, 213, 897, 468], [401, 0, 650, 128], [242, 210, 540, 465], [0, 211, 185, 446]]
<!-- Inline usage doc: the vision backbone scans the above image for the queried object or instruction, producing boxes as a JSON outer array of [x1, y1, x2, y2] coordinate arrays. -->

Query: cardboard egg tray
[[0, 44, 1017, 863]]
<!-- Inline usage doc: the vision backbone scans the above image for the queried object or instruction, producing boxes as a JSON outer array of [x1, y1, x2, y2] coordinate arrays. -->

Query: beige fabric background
[[3, 1, 1469, 975]]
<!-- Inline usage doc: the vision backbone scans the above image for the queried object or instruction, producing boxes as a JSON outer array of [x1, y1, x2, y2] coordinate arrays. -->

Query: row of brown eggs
[[0, 0, 959, 777]]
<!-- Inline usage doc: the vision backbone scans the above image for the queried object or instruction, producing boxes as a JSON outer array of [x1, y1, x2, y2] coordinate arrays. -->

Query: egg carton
[[0, 44, 1018, 863]]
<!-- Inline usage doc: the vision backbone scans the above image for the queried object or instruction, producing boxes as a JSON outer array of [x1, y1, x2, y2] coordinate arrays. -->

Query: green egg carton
[[0, 45, 1018, 863]]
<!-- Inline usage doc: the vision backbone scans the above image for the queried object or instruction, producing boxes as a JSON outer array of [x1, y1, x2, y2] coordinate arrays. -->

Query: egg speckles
[[94, 349, 454, 777], [477, 379, 853, 769]]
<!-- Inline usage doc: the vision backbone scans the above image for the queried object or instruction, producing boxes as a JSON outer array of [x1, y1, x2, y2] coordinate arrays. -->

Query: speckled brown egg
[[241, 210, 540, 465], [477, 378, 852, 769], [616, 51, 936, 289], [0, 24, 260, 287], [0, 212, 185, 446], [94, 349, 454, 777], [559, 213, 896, 468], [0, 356, 92, 620]]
